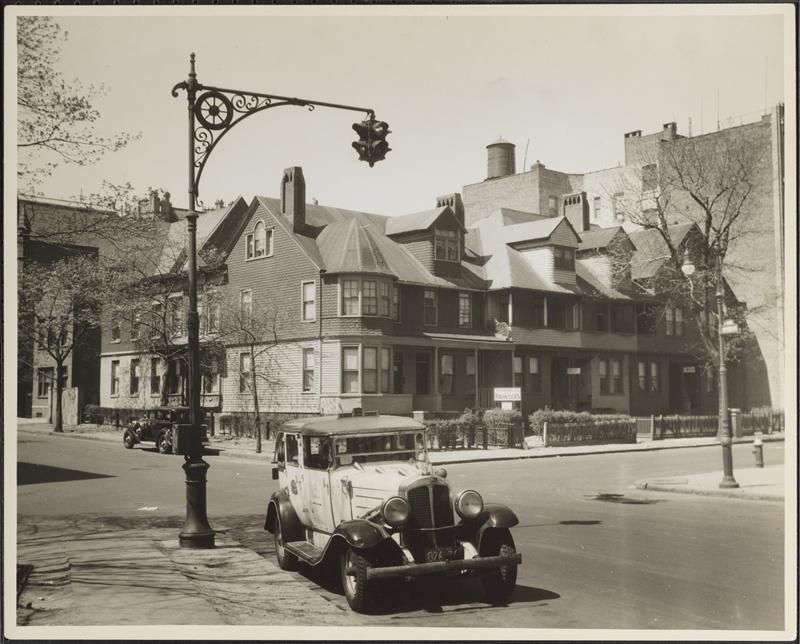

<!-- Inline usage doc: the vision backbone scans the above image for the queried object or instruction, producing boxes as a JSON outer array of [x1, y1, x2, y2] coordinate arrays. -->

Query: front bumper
[[365, 552, 522, 580]]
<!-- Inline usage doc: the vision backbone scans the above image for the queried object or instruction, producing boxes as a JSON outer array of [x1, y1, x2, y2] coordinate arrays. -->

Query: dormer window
[[553, 246, 575, 270], [434, 229, 459, 262], [246, 221, 273, 260]]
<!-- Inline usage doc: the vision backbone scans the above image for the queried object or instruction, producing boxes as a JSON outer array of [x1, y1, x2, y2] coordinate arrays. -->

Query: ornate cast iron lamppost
[[171, 54, 387, 548], [681, 247, 740, 489]]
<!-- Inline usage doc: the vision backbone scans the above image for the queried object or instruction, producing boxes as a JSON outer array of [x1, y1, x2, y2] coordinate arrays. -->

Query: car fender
[[474, 503, 519, 548], [264, 490, 303, 543], [333, 519, 391, 550]]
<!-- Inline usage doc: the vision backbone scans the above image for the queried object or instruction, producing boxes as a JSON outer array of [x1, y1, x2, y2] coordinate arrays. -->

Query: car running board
[[285, 540, 324, 564]]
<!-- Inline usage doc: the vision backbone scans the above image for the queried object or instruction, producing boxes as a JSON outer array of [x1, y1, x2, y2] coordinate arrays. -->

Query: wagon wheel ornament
[[194, 91, 233, 130]]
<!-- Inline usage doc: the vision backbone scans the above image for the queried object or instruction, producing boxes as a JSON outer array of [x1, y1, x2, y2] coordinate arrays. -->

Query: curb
[[633, 480, 784, 502]]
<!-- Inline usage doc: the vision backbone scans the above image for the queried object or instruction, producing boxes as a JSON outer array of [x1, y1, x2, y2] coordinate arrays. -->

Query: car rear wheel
[[157, 431, 172, 454], [340, 547, 378, 613], [123, 430, 135, 449], [273, 513, 297, 571], [480, 529, 518, 605]]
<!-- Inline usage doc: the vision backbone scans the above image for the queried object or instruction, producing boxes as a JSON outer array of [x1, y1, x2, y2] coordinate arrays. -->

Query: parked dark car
[[123, 406, 208, 454]]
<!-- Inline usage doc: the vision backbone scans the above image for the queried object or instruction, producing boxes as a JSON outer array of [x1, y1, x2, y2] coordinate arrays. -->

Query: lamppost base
[[178, 531, 216, 549], [179, 456, 215, 549], [719, 476, 740, 489]]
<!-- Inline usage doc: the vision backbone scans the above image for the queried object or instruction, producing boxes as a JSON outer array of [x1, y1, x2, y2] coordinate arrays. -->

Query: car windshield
[[333, 431, 427, 467]]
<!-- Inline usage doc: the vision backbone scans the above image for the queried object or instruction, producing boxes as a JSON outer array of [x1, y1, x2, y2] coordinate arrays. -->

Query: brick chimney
[[563, 192, 590, 232], [436, 193, 464, 228], [281, 167, 306, 234]]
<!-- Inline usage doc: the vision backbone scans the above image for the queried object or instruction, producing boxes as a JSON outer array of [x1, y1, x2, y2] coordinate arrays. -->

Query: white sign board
[[494, 387, 521, 402], [683, 366, 696, 374], [500, 401, 514, 411], [567, 367, 581, 375]]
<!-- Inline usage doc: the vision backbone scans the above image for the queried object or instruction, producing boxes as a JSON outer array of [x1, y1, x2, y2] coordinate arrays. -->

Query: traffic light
[[352, 118, 391, 167]]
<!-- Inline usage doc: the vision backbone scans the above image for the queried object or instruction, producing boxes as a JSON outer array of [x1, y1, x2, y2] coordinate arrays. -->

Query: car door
[[283, 433, 307, 526], [301, 435, 335, 533]]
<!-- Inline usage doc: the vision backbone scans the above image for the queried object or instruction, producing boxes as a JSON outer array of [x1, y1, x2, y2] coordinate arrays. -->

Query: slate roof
[[156, 204, 232, 274], [384, 206, 463, 236], [577, 226, 624, 252], [628, 223, 695, 280]]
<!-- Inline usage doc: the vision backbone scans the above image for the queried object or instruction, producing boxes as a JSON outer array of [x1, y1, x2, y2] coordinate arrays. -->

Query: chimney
[[563, 192, 590, 232], [435, 193, 464, 228], [662, 122, 677, 140], [281, 166, 306, 234]]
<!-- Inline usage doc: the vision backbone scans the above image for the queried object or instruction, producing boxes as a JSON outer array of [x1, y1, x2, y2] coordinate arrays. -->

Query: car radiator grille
[[405, 483, 455, 553]]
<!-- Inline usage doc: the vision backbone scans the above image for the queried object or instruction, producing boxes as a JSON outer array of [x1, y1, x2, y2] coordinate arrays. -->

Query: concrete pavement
[[634, 463, 785, 501], [14, 419, 786, 466]]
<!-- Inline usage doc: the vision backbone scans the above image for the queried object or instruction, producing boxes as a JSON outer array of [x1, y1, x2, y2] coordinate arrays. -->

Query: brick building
[[98, 154, 758, 421]]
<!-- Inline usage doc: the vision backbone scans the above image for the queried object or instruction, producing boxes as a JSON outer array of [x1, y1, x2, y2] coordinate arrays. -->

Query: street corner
[[634, 464, 785, 502]]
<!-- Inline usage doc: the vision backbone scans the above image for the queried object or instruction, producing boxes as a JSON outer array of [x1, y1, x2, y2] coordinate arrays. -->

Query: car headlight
[[381, 496, 410, 527], [455, 490, 484, 519]]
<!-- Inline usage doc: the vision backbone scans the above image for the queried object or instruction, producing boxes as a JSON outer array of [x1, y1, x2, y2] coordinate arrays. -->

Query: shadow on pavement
[[18, 462, 115, 486], [589, 493, 661, 505]]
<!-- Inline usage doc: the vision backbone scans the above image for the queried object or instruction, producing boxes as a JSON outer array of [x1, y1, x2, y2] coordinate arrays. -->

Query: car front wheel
[[273, 513, 297, 571], [340, 547, 379, 613], [123, 430, 135, 449], [157, 431, 173, 454], [480, 529, 518, 605]]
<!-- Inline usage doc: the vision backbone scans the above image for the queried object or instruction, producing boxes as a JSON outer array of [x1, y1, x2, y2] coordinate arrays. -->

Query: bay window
[[363, 347, 378, 393], [380, 348, 391, 393], [342, 280, 359, 316], [342, 346, 359, 393], [379, 282, 391, 317], [362, 281, 378, 316]]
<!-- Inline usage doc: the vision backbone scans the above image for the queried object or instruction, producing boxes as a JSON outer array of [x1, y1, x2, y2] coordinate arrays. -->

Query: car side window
[[304, 436, 331, 470], [274, 433, 285, 468], [285, 434, 300, 466]]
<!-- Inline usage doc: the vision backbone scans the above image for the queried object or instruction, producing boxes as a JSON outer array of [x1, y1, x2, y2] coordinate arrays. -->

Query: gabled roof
[[628, 223, 696, 280], [575, 260, 635, 301], [384, 206, 463, 236], [497, 207, 548, 226], [316, 218, 394, 277], [577, 226, 626, 252]]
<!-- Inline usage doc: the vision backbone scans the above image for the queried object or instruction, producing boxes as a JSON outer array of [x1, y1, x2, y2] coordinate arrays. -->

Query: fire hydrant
[[753, 433, 764, 468]]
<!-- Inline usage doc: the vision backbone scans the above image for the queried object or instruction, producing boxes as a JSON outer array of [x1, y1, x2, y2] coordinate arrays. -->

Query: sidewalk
[[634, 463, 785, 501], [16, 515, 366, 626], [15, 419, 786, 465]]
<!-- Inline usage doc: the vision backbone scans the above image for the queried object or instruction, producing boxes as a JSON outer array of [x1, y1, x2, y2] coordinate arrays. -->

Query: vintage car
[[264, 411, 521, 613], [123, 406, 208, 454]]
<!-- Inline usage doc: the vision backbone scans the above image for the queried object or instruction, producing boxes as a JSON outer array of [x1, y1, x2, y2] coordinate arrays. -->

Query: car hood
[[335, 462, 437, 518]]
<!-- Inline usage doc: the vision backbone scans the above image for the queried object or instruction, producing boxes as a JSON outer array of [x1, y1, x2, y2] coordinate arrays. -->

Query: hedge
[[529, 407, 636, 446], [421, 408, 525, 450]]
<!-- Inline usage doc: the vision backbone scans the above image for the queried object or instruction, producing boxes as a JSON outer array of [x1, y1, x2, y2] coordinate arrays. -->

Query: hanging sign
[[494, 387, 521, 402], [683, 366, 696, 374], [567, 367, 581, 375]]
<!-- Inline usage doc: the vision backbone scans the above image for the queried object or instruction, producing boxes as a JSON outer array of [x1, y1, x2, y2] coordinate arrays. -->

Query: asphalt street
[[17, 431, 785, 630]]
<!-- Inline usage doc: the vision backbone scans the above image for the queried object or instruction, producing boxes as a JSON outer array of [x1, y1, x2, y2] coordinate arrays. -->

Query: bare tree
[[18, 252, 110, 432], [16, 17, 139, 190], [608, 127, 766, 376]]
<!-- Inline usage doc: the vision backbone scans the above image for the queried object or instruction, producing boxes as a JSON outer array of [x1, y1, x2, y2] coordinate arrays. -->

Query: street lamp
[[171, 54, 387, 548], [681, 246, 739, 488]]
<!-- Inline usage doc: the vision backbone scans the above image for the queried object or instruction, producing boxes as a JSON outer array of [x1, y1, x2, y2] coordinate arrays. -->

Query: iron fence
[[544, 419, 637, 447]]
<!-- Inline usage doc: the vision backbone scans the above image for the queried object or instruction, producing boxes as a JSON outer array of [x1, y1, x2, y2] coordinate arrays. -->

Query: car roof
[[281, 414, 425, 436]]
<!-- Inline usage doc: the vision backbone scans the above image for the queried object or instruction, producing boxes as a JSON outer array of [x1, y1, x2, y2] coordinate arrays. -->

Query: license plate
[[424, 545, 461, 563]]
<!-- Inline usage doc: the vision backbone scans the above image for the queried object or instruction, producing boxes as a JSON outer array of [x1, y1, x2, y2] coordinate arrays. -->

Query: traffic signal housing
[[352, 118, 391, 167]]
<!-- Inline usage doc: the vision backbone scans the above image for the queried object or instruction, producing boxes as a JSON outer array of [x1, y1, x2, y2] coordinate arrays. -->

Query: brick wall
[[463, 171, 540, 225]]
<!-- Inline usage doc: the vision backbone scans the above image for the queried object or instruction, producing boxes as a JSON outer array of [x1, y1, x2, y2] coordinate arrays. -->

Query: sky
[[16, 7, 789, 216]]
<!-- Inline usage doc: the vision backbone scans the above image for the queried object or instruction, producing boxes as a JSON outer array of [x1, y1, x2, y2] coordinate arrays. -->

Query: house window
[[342, 280, 359, 316], [465, 355, 476, 395], [302, 348, 314, 392], [239, 353, 252, 393], [595, 303, 608, 332], [434, 229, 459, 262], [246, 234, 254, 260], [612, 192, 625, 221], [666, 306, 674, 335], [150, 358, 161, 395], [151, 302, 163, 338], [301, 281, 316, 322], [130, 359, 140, 396], [611, 357, 623, 394], [593, 196, 602, 218], [110, 360, 120, 396], [566, 302, 581, 330], [424, 289, 437, 326], [37, 367, 53, 398], [202, 360, 219, 394], [513, 356, 523, 388], [553, 246, 575, 271], [207, 295, 220, 333], [130, 314, 140, 341], [642, 164, 658, 193], [246, 222, 273, 260], [599, 358, 609, 394], [362, 281, 378, 316], [342, 346, 359, 393], [548, 196, 558, 216], [612, 304, 635, 334], [111, 321, 121, 343], [459, 293, 471, 328], [240, 290, 252, 326], [393, 284, 401, 322], [380, 347, 391, 393], [532, 297, 545, 328], [638, 361, 647, 391], [379, 282, 391, 317], [548, 299, 566, 329], [528, 356, 541, 393], [167, 359, 183, 395], [363, 347, 378, 393], [440, 353, 454, 395], [650, 361, 660, 392]]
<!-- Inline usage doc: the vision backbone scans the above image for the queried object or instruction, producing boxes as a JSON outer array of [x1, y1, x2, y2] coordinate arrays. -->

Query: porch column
[[433, 346, 439, 394], [474, 348, 479, 403], [508, 291, 514, 326]]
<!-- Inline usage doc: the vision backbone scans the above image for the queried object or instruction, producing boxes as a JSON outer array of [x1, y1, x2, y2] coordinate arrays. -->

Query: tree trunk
[[160, 360, 169, 406], [250, 347, 261, 453], [54, 363, 64, 433]]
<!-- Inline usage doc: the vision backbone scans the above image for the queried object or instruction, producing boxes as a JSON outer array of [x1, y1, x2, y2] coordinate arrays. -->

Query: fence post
[[650, 415, 655, 441], [482, 423, 488, 450], [543, 421, 548, 447]]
